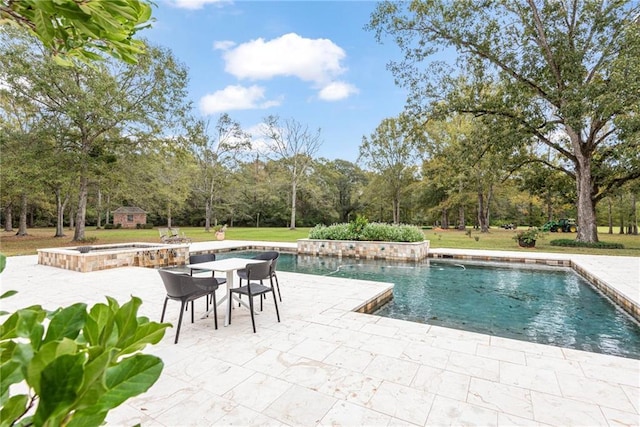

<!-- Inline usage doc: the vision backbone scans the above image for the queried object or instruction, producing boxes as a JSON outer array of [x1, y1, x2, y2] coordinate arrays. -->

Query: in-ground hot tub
[[37, 242, 189, 272]]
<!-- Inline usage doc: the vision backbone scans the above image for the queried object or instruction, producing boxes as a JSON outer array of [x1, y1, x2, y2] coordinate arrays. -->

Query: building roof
[[113, 206, 146, 214]]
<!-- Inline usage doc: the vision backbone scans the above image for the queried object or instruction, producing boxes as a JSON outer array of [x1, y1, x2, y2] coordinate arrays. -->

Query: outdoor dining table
[[186, 257, 266, 326]]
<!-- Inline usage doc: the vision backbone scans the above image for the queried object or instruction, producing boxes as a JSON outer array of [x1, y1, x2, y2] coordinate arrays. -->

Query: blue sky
[[144, 0, 408, 161]]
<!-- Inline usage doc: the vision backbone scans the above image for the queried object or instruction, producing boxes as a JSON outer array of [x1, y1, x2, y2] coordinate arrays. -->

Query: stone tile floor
[[2, 245, 639, 426]]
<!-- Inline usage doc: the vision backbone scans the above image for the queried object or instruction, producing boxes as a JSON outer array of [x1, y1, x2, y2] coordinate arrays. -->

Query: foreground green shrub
[[549, 239, 624, 249], [0, 287, 169, 426], [309, 222, 424, 242]]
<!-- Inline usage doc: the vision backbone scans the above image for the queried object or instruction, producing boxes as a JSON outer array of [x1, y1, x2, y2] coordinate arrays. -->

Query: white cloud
[[213, 40, 236, 51], [245, 123, 272, 153], [222, 33, 347, 85], [199, 84, 281, 115], [170, 0, 227, 10], [318, 81, 358, 101]]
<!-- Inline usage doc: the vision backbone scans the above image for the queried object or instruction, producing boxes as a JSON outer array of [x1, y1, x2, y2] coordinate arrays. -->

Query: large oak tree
[[368, 0, 640, 242]]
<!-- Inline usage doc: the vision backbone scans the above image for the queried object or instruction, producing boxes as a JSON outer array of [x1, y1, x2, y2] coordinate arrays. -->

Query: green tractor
[[542, 218, 578, 233]]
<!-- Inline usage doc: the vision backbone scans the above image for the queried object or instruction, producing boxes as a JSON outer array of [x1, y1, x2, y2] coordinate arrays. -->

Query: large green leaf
[[84, 303, 109, 345], [0, 341, 24, 401], [114, 297, 142, 349], [102, 1, 138, 22], [0, 253, 6, 274], [86, 301, 117, 347], [44, 303, 87, 343], [33, 353, 85, 426], [26, 339, 80, 395], [0, 394, 29, 427], [65, 410, 107, 427], [117, 321, 168, 357], [32, 9, 55, 45], [0, 306, 46, 340], [72, 348, 113, 409], [98, 354, 163, 410]]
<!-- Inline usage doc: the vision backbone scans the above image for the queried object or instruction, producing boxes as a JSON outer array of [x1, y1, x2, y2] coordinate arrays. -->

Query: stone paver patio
[[2, 243, 639, 426]]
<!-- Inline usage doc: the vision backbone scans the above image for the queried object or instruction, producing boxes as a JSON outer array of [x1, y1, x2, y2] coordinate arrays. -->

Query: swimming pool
[[216, 251, 640, 359]]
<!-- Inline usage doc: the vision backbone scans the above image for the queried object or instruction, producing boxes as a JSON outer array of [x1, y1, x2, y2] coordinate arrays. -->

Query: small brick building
[[113, 206, 147, 229]]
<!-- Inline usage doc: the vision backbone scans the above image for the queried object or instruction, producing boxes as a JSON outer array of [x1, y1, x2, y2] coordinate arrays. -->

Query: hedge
[[308, 222, 425, 243], [549, 239, 624, 249]]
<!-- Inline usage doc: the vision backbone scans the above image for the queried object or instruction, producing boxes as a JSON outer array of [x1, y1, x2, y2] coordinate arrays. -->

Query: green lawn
[[1, 226, 638, 257]]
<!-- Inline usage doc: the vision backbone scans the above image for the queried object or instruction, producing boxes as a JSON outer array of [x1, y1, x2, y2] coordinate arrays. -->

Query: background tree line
[[2, 1, 639, 242]]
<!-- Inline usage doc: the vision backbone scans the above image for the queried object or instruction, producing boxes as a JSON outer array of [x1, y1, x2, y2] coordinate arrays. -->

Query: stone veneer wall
[[297, 239, 430, 261], [354, 288, 394, 314], [38, 245, 189, 273]]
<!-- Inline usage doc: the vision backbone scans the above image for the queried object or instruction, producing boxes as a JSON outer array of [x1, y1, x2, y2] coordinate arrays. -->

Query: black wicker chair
[[237, 251, 282, 302], [229, 261, 280, 333], [189, 253, 227, 308], [159, 270, 222, 343]]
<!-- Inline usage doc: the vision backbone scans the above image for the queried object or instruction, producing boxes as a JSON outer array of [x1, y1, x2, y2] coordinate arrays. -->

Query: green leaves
[[1, 0, 154, 65], [0, 296, 169, 426], [100, 354, 163, 408]]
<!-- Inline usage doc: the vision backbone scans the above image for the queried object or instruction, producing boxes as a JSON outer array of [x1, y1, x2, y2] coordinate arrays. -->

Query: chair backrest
[[253, 251, 279, 261], [245, 261, 272, 282], [189, 253, 216, 264], [159, 270, 203, 298], [253, 251, 279, 275]]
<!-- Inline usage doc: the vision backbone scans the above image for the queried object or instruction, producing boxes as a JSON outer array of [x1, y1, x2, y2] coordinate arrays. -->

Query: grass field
[[1, 226, 639, 257]]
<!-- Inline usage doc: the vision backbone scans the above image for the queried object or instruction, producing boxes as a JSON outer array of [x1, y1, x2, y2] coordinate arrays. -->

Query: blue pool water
[[217, 252, 640, 359]]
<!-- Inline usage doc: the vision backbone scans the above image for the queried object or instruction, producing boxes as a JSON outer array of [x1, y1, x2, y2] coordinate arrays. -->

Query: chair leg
[[249, 294, 256, 333], [274, 274, 282, 302], [228, 291, 233, 325], [175, 301, 186, 344], [161, 297, 169, 322], [212, 291, 218, 330], [191, 300, 195, 323], [272, 289, 280, 323]]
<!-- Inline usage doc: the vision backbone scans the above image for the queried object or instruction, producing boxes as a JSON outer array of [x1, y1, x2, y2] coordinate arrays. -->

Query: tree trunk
[[73, 176, 88, 241], [486, 184, 493, 229], [96, 188, 102, 229], [54, 187, 68, 237], [477, 191, 489, 233], [105, 194, 111, 225], [441, 208, 449, 229], [69, 205, 75, 229], [290, 178, 297, 229], [607, 198, 613, 234], [16, 193, 28, 236], [458, 205, 466, 230], [167, 204, 172, 228], [574, 149, 599, 242], [392, 196, 400, 224], [632, 193, 638, 235], [618, 194, 624, 234], [4, 204, 13, 232], [546, 187, 553, 221], [205, 198, 211, 232]]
